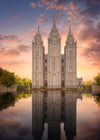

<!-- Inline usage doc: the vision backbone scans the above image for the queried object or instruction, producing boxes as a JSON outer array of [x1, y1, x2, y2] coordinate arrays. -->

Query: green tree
[[15, 75, 32, 89], [0, 68, 32, 90], [94, 73, 100, 85], [1, 70, 15, 91], [0, 68, 3, 85]]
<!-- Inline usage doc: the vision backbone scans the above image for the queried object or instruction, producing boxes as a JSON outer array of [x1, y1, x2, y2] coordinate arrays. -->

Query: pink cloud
[[0, 34, 22, 42], [38, 14, 48, 23], [30, 2, 36, 8], [0, 48, 20, 59], [69, 1, 80, 11], [37, 1, 43, 7], [40, 0, 67, 11], [23, 29, 35, 38]]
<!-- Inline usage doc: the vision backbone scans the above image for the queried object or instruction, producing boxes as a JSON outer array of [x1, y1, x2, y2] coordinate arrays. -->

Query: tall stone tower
[[64, 26, 77, 88], [32, 25, 44, 88], [48, 14, 61, 88]]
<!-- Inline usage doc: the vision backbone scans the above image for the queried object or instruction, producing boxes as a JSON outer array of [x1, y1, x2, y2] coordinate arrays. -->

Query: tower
[[48, 14, 61, 88], [64, 26, 77, 88], [32, 25, 44, 88]]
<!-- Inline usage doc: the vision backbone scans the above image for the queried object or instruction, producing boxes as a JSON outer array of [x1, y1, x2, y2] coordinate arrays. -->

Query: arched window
[[53, 59, 56, 71], [70, 73, 73, 85], [54, 61, 55, 70], [53, 47, 56, 56], [53, 74, 56, 85]]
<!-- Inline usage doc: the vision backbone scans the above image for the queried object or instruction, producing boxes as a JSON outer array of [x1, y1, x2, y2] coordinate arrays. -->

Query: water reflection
[[32, 92, 82, 140], [0, 92, 31, 111]]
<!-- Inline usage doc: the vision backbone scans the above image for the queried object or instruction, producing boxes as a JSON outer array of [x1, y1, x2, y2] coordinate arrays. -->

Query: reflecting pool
[[0, 92, 100, 140]]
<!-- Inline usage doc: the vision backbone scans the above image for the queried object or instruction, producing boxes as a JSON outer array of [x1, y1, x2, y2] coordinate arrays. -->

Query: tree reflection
[[0, 92, 31, 111], [94, 95, 100, 106]]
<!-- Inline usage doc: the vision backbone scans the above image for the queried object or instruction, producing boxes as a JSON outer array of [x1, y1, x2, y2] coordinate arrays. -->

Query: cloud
[[17, 45, 31, 52], [23, 28, 35, 38], [0, 34, 22, 42], [37, 1, 43, 7], [0, 44, 31, 59], [78, 21, 100, 42], [0, 48, 20, 59], [40, 0, 67, 11], [80, 3, 100, 19], [30, 2, 36, 8], [83, 41, 100, 63], [0, 119, 20, 134], [38, 14, 48, 23], [69, 1, 80, 11]]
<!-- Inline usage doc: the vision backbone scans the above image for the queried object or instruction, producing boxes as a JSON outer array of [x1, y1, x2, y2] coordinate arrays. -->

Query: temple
[[32, 14, 82, 88]]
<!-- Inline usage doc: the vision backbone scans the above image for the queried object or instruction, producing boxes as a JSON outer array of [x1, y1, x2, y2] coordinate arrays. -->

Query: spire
[[53, 13, 56, 29], [38, 24, 40, 33], [69, 24, 71, 34]]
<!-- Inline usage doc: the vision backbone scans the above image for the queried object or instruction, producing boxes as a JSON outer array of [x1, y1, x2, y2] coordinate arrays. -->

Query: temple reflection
[[32, 92, 82, 140]]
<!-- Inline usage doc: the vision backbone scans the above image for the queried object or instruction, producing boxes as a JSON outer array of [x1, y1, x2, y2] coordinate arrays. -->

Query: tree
[[0, 68, 3, 85], [94, 73, 100, 85], [1, 70, 15, 91]]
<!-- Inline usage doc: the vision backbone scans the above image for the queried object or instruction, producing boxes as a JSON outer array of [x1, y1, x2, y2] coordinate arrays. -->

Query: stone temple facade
[[32, 14, 82, 88]]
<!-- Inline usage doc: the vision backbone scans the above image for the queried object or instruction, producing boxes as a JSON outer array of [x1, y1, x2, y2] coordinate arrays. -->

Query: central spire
[[53, 13, 56, 29], [38, 24, 40, 33]]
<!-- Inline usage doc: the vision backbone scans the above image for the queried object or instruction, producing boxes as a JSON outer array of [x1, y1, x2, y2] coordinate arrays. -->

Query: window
[[62, 59, 64, 63], [53, 47, 56, 56], [62, 67, 64, 72], [45, 59, 47, 63], [54, 61, 55, 70], [45, 67, 47, 72]]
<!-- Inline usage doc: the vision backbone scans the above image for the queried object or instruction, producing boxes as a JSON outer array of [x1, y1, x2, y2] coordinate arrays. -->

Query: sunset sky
[[0, 0, 100, 81]]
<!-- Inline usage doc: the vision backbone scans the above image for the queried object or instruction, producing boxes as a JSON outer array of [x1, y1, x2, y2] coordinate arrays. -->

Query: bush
[[94, 73, 100, 85], [82, 81, 92, 91]]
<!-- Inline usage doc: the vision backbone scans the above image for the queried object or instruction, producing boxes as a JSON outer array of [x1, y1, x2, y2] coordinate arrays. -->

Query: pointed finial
[[53, 13, 56, 29], [69, 24, 71, 33], [38, 24, 40, 33]]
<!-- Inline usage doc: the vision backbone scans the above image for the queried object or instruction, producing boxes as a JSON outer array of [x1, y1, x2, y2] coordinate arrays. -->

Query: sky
[[0, 0, 100, 81]]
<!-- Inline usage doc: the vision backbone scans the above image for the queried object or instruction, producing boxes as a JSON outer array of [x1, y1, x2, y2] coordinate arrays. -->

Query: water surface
[[0, 92, 100, 140]]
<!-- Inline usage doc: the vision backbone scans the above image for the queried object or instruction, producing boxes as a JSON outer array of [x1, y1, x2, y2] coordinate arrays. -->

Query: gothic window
[[53, 74, 56, 86], [54, 61, 55, 70], [36, 74, 39, 85], [53, 59, 56, 71], [62, 59, 64, 63], [62, 67, 64, 72], [69, 58, 73, 72], [45, 67, 47, 72], [69, 73, 73, 84], [53, 47, 56, 56], [45, 59, 47, 63]]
